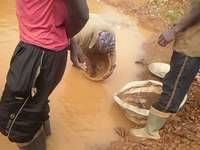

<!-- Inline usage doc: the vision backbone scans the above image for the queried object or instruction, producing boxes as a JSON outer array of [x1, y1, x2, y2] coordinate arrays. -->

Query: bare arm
[[70, 39, 85, 69], [158, 6, 200, 47], [65, 0, 89, 38], [70, 39, 95, 74], [173, 6, 200, 33]]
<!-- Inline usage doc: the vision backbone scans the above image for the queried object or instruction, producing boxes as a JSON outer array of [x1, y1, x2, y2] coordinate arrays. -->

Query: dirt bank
[[102, 0, 190, 64], [102, 0, 189, 32]]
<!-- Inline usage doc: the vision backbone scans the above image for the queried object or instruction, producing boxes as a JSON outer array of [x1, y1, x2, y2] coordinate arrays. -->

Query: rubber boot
[[44, 119, 51, 136], [130, 107, 171, 140], [17, 127, 47, 150]]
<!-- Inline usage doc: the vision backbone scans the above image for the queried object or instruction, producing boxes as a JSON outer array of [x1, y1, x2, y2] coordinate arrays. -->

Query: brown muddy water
[[0, 0, 149, 149]]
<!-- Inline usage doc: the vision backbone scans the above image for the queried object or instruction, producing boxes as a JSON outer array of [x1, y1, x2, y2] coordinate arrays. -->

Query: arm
[[158, 6, 200, 47], [173, 6, 200, 33], [65, 0, 89, 38], [69, 39, 85, 69], [70, 39, 94, 74]]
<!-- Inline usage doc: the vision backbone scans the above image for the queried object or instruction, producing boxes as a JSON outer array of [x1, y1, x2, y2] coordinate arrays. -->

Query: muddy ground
[[102, 0, 200, 150], [0, 0, 199, 149], [103, 0, 189, 32], [107, 82, 200, 150], [103, 0, 190, 64]]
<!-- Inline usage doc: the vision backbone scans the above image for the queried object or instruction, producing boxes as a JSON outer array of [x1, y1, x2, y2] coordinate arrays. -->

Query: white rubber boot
[[130, 107, 171, 140]]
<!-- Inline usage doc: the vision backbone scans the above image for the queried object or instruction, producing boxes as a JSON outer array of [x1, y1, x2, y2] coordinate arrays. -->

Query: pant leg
[[153, 51, 200, 113], [0, 42, 44, 142], [32, 48, 68, 123]]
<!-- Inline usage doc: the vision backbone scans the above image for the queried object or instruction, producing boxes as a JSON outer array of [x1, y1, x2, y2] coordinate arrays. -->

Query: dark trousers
[[0, 42, 67, 143], [153, 51, 200, 113]]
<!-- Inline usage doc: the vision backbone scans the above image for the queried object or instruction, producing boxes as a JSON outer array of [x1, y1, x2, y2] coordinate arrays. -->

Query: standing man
[[131, 0, 200, 140], [0, 0, 88, 150]]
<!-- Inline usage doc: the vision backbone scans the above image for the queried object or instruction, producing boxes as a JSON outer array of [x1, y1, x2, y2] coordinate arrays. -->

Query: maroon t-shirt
[[16, 0, 69, 51]]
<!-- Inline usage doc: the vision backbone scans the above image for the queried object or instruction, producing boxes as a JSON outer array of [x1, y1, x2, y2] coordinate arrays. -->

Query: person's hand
[[158, 28, 176, 47], [70, 40, 86, 70]]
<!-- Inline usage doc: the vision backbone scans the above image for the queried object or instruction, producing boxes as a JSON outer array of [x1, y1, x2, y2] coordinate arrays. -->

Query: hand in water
[[86, 62, 97, 77], [70, 40, 86, 70]]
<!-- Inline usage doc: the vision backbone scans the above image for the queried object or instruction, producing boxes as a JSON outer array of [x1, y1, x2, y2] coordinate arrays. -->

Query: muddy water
[[0, 0, 146, 149]]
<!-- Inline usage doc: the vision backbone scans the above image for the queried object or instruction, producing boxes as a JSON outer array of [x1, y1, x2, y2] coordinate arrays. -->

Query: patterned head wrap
[[94, 31, 116, 54]]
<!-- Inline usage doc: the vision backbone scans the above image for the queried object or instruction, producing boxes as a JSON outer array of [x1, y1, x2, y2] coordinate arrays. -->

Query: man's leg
[[130, 51, 200, 139], [153, 52, 200, 112], [33, 48, 68, 137], [17, 126, 46, 150], [17, 48, 68, 149], [0, 42, 68, 149]]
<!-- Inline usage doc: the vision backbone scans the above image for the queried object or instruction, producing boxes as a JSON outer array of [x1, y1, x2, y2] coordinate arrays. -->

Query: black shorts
[[0, 42, 68, 143]]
